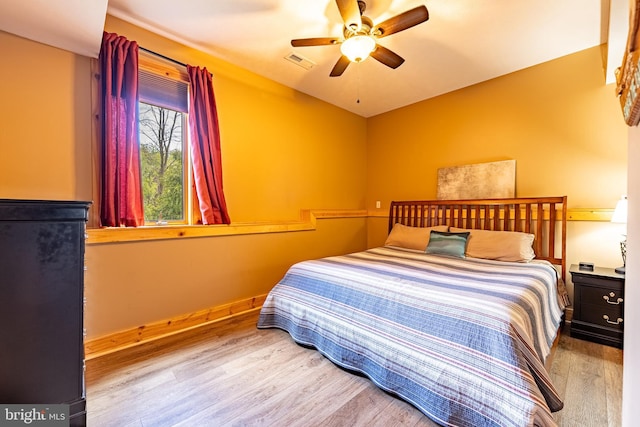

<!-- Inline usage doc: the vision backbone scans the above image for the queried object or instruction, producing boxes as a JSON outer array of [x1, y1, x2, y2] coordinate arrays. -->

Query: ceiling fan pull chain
[[356, 64, 361, 104]]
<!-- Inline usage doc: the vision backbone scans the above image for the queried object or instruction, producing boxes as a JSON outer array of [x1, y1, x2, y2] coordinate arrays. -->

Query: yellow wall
[[85, 218, 366, 337], [0, 31, 93, 201], [105, 17, 368, 223], [83, 18, 369, 337], [366, 47, 626, 210], [0, 21, 628, 338], [0, 23, 368, 338], [366, 46, 628, 301]]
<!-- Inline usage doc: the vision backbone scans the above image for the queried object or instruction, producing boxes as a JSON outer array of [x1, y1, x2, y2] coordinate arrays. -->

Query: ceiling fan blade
[[336, 0, 362, 31], [330, 55, 351, 77], [291, 37, 340, 47], [370, 45, 405, 69], [374, 5, 429, 38]]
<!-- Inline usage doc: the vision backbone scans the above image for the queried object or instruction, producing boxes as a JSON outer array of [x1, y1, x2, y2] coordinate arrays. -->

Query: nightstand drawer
[[579, 286, 624, 306], [571, 274, 624, 289], [578, 303, 624, 331]]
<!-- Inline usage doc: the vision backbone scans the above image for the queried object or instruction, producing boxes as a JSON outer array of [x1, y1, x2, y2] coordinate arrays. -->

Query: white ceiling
[[0, 0, 108, 58], [0, 0, 629, 117]]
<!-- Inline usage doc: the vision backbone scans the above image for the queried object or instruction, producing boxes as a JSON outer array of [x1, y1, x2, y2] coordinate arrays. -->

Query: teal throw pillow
[[425, 231, 470, 258]]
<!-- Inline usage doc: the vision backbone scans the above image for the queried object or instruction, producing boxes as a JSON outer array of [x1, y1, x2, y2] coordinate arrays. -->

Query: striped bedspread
[[257, 246, 565, 427]]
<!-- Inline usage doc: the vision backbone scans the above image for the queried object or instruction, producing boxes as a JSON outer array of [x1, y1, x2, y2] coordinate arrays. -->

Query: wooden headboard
[[388, 197, 568, 280]]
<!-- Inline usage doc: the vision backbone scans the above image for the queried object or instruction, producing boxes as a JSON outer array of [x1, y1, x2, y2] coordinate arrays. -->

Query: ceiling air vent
[[285, 52, 316, 70]]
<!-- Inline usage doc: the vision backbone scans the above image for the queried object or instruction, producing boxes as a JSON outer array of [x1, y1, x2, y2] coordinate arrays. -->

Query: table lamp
[[611, 195, 628, 274]]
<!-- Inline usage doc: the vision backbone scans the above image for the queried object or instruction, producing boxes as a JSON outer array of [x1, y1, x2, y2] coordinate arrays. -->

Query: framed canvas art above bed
[[436, 160, 516, 200], [258, 196, 568, 427]]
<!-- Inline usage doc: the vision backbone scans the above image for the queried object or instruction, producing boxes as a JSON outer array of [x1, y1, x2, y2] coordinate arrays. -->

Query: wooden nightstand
[[570, 264, 625, 348]]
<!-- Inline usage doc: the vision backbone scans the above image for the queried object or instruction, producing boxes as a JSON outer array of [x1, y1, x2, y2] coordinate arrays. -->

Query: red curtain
[[186, 65, 231, 224], [99, 32, 144, 227]]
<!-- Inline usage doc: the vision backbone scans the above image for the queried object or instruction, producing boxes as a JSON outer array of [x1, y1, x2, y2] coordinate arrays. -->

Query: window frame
[[137, 52, 201, 226]]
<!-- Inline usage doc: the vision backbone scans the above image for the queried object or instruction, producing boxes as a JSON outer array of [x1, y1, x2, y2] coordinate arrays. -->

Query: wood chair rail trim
[[87, 206, 613, 245]]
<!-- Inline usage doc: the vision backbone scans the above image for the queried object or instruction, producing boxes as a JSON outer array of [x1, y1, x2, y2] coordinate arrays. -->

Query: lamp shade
[[611, 196, 628, 224], [340, 35, 376, 62]]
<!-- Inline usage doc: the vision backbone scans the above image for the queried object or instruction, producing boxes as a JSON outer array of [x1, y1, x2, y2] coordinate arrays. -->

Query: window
[[138, 55, 195, 225], [139, 103, 186, 223], [96, 34, 230, 230]]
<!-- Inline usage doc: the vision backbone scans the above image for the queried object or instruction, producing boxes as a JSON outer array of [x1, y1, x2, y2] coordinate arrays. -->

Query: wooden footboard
[[388, 196, 568, 281]]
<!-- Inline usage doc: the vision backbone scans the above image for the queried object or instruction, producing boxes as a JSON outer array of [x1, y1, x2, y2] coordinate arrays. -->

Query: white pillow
[[450, 227, 535, 262], [385, 223, 449, 251]]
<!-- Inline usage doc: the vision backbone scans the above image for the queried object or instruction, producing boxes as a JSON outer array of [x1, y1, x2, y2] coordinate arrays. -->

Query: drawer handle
[[603, 315, 623, 325], [603, 295, 623, 305]]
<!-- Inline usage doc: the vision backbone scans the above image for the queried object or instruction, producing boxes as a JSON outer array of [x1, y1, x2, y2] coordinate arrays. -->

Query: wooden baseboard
[[84, 294, 268, 360]]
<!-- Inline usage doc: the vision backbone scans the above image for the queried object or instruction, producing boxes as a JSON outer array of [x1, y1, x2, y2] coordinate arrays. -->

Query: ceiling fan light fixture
[[291, 2, 429, 77], [340, 35, 376, 63]]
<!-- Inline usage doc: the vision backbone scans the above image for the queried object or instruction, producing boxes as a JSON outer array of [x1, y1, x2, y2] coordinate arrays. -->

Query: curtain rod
[[139, 47, 187, 68]]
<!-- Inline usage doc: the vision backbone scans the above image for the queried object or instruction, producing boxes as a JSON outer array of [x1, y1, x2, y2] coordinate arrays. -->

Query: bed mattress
[[257, 246, 565, 427]]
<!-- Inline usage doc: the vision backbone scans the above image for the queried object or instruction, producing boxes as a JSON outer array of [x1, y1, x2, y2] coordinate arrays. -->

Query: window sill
[[86, 209, 367, 244]]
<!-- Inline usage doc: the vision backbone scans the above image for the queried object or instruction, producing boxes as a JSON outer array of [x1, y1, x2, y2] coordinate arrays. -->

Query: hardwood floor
[[86, 311, 622, 427], [550, 324, 623, 427]]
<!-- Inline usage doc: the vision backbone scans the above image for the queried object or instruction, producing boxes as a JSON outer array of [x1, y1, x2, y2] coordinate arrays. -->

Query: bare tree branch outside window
[[139, 103, 185, 222]]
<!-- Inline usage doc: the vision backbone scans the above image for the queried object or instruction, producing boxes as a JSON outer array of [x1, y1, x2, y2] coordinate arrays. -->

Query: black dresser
[[0, 199, 90, 426], [570, 264, 625, 348]]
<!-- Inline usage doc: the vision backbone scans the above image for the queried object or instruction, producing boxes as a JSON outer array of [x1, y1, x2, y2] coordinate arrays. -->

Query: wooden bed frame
[[389, 196, 568, 370], [388, 196, 568, 282]]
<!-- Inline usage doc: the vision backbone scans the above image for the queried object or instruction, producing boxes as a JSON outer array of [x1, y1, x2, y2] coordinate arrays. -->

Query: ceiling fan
[[291, 0, 429, 77]]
